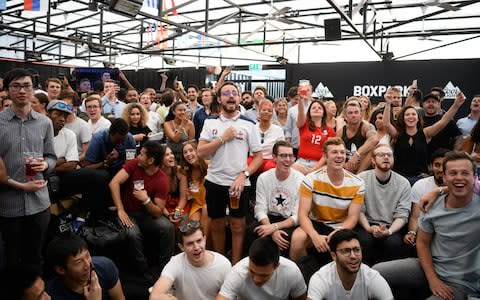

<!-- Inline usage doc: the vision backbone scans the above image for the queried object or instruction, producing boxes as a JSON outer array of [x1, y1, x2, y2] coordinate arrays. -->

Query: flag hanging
[[146, 0, 157, 8], [24, 0, 49, 11]]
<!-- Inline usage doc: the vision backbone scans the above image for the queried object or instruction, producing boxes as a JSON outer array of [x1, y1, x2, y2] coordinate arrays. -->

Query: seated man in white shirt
[[150, 220, 231, 300], [307, 229, 393, 300], [217, 237, 307, 300], [252, 140, 304, 256]]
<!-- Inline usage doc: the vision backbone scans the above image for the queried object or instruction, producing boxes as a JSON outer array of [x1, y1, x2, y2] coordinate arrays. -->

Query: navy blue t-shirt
[[46, 256, 119, 300]]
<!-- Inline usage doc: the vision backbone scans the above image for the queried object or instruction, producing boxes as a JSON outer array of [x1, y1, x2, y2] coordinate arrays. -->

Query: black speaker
[[324, 18, 341, 41]]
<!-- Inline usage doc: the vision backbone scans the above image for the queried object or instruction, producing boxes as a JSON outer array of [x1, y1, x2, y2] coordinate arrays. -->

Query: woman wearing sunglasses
[[247, 99, 285, 174]]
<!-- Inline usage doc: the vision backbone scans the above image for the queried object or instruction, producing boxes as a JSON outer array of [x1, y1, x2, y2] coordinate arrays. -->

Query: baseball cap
[[47, 100, 73, 114]]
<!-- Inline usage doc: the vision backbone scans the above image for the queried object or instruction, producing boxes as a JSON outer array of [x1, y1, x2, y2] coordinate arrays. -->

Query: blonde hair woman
[[121, 102, 151, 151]]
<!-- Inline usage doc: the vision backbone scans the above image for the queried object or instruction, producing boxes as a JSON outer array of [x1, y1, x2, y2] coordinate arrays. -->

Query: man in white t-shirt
[[85, 94, 111, 135], [217, 237, 307, 300], [307, 229, 393, 300], [253, 140, 304, 255], [150, 222, 231, 300]]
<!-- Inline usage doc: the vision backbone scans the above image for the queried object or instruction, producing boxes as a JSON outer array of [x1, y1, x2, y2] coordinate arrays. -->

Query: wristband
[[387, 228, 393, 236], [438, 187, 445, 195], [273, 223, 279, 231], [407, 230, 416, 236], [142, 197, 151, 206]]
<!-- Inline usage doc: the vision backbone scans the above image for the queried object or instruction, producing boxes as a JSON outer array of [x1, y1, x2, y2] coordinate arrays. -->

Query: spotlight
[[163, 57, 176, 65], [88, 0, 98, 11], [275, 56, 289, 65], [108, 0, 143, 17]]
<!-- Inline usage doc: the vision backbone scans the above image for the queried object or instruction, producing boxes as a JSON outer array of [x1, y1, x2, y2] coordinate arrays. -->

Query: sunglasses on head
[[179, 220, 200, 233]]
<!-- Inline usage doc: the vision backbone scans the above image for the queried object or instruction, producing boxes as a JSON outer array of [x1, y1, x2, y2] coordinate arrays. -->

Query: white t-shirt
[[200, 113, 261, 186], [411, 176, 439, 204], [308, 262, 393, 300], [65, 117, 92, 152], [255, 168, 305, 224], [88, 116, 111, 135], [147, 111, 163, 134], [256, 123, 285, 159], [219, 256, 306, 300], [53, 127, 79, 162], [161, 251, 231, 300]]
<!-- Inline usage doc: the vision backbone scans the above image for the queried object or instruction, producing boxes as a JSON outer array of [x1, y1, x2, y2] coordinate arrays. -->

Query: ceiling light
[[108, 0, 143, 17]]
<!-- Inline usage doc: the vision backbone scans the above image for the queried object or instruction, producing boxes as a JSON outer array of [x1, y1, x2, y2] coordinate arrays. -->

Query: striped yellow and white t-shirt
[[300, 168, 365, 225]]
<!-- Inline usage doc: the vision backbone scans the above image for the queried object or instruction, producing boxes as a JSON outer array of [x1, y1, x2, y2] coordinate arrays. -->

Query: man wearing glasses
[[307, 229, 393, 300], [198, 81, 263, 264], [357, 144, 411, 265], [0, 68, 56, 270], [150, 220, 231, 300]]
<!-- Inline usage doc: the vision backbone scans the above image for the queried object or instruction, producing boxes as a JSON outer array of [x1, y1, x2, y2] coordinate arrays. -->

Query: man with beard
[[198, 81, 263, 264], [421, 93, 462, 158], [185, 84, 203, 120], [241, 91, 254, 110], [403, 148, 448, 250], [150, 222, 231, 300], [307, 229, 393, 300], [337, 98, 378, 174], [244, 86, 267, 122], [357, 144, 411, 265]]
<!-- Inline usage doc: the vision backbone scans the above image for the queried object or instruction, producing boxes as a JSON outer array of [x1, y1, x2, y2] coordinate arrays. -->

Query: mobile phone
[[87, 263, 95, 284]]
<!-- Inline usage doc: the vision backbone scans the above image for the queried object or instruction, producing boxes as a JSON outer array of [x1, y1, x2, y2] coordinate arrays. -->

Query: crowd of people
[[0, 66, 479, 300]]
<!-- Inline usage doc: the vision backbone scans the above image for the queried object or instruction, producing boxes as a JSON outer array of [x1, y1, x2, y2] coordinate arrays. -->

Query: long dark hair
[[180, 140, 208, 182], [165, 101, 185, 122], [395, 105, 423, 136], [306, 100, 327, 132], [162, 145, 179, 193]]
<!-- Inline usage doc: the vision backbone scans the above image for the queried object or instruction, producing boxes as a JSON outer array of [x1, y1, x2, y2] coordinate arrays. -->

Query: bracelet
[[103, 160, 109, 168], [273, 223, 279, 231], [217, 136, 224, 144], [142, 197, 151, 206], [387, 228, 393, 236], [407, 230, 416, 236], [438, 187, 445, 195]]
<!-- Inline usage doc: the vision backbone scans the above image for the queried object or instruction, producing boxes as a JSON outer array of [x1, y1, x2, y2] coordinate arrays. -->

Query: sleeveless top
[[342, 122, 366, 161], [167, 131, 189, 160], [393, 130, 428, 177]]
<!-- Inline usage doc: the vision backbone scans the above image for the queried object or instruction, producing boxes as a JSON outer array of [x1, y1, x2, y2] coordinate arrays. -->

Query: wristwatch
[[243, 170, 250, 178]]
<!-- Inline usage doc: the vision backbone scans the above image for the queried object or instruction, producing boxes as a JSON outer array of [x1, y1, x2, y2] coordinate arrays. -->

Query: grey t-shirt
[[419, 194, 480, 293]]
